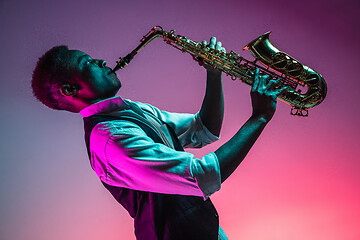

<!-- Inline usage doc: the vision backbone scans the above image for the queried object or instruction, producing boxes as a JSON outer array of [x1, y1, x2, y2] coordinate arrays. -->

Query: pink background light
[[0, 0, 359, 239]]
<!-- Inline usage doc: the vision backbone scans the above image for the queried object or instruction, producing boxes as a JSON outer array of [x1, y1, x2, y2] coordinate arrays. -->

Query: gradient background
[[1, 0, 359, 239]]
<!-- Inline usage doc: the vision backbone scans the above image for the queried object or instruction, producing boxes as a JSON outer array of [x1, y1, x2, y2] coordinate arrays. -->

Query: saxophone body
[[113, 26, 327, 117]]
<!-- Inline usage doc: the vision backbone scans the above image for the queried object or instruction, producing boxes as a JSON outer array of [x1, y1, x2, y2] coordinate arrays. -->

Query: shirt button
[[214, 213, 218, 218]]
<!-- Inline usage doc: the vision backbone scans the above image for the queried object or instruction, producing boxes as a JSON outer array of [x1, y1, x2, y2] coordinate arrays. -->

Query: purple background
[[1, 0, 359, 239]]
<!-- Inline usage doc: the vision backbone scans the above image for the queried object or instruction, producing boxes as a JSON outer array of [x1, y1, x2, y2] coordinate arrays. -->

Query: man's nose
[[96, 59, 106, 68]]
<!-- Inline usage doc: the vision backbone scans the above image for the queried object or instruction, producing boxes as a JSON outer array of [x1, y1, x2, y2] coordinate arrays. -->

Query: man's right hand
[[250, 68, 288, 122]]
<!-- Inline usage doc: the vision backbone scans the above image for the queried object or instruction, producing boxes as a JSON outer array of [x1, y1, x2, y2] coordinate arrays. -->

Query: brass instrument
[[112, 26, 327, 117]]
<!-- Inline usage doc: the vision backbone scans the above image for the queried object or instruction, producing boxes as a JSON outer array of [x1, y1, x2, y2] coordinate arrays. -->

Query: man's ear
[[60, 83, 78, 96]]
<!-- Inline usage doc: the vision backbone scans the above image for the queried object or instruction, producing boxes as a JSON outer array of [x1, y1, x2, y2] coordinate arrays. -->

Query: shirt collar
[[80, 96, 129, 117]]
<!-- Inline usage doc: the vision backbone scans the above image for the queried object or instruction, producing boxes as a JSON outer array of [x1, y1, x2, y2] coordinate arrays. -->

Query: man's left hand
[[201, 37, 226, 75]]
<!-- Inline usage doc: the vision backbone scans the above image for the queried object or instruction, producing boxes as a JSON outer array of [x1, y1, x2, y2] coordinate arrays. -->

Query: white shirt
[[80, 96, 221, 199]]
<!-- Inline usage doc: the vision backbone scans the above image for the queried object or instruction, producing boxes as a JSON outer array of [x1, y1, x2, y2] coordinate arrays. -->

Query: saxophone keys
[[290, 107, 309, 117]]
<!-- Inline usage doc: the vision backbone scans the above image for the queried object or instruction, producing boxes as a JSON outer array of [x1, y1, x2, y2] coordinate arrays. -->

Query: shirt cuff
[[190, 152, 221, 200], [195, 112, 220, 143]]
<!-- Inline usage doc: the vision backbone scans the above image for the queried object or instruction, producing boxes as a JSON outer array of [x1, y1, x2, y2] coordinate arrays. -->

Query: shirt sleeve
[[89, 120, 221, 199], [132, 101, 220, 148]]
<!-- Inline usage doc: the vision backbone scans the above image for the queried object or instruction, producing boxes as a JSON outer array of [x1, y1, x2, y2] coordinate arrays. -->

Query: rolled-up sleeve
[[190, 152, 221, 199], [135, 102, 219, 148], [89, 120, 221, 199]]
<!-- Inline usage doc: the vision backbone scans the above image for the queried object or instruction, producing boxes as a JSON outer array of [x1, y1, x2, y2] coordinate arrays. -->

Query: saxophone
[[112, 26, 327, 117]]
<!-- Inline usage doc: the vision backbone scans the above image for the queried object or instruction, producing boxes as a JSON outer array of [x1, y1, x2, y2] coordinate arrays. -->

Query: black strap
[[83, 115, 120, 161]]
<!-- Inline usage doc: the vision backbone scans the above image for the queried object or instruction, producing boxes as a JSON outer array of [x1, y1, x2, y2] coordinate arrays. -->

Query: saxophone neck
[[112, 26, 166, 72]]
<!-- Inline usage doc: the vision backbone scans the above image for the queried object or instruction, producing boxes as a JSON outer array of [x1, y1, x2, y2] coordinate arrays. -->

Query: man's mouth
[[106, 67, 116, 75]]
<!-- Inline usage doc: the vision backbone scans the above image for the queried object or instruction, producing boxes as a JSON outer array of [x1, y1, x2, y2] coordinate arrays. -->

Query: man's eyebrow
[[78, 54, 90, 64]]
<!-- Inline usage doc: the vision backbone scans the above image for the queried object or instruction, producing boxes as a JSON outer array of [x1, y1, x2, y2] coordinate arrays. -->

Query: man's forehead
[[62, 50, 90, 69], [67, 50, 90, 60]]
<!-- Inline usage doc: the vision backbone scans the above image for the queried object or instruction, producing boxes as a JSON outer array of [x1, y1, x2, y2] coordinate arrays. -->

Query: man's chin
[[107, 84, 121, 98], [116, 81, 121, 92], [113, 77, 121, 89]]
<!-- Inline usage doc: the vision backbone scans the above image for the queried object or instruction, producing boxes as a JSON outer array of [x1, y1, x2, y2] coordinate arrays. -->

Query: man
[[32, 37, 286, 240]]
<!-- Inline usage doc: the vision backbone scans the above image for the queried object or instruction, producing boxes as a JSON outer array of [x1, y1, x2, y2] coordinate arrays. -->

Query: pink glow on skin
[[1, 0, 359, 239]]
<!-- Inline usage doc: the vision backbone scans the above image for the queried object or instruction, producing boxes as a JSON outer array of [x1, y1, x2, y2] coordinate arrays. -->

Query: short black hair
[[32, 45, 76, 111]]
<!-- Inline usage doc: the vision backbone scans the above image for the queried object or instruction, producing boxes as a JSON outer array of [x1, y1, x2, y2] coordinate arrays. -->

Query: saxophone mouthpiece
[[112, 53, 135, 72]]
